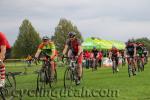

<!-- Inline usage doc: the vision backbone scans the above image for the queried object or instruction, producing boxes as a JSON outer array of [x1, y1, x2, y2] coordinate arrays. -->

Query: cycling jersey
[[38, 42, 55, 56], [66, 38, 81, 56], [126, 43, 135, 56], [136, 46, 144, 56], [120, 50, 125, 57], [110, 48, 119, 57], [0, 32, 11, 49]]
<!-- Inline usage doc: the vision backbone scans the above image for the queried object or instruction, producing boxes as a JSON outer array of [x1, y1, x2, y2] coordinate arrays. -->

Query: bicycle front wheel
[[36, 71, 46, 91], [2, 72, 16, 100], [64, 67, 74, 89]]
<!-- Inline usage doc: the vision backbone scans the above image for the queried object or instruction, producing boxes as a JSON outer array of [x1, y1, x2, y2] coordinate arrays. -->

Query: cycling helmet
[[68, 32, 76, 38], [42, 36, 49, 40]]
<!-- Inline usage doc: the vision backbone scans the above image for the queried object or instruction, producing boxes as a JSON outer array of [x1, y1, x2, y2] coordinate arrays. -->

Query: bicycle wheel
[[2, 73, 16, 99], [137, 60, 143, 72], [122, 58, 126, 67], [112, 61, 116, 74], [128, 64, 132, 77], [46, 64, 52, 88], [5, 72, 16, 91], [0, 88, 6, 100], [64, 67, 74, 88], [54, 69, 57, 83], [36, 71, 46, 91]]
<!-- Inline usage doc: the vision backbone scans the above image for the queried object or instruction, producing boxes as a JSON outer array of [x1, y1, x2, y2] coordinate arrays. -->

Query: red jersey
[[66, 38, 81, 55], [110, 48, 119, 57], [0, 32, 11, 49]]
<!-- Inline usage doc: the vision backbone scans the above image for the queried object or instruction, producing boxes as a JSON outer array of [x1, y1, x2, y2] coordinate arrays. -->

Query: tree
[[52, 18, 83, 54], [12, 19, 41, 58]]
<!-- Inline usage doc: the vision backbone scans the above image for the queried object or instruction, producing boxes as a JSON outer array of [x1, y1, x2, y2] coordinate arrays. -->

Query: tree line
[[11, 18, 150, 58], [12, 18, 83, 58]]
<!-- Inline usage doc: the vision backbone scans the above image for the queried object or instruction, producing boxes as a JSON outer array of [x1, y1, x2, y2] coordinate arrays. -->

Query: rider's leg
[[115, 57, 119, 71], [50, 61, 55, 79], [0, 62, 5, 87], [133, 57, 137, 70], [141, 56, 145, 66], [77, 54, 83, 80]]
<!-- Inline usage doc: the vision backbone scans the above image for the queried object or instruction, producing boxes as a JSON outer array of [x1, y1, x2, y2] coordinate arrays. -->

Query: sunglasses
[[43, 39, 48, 42]]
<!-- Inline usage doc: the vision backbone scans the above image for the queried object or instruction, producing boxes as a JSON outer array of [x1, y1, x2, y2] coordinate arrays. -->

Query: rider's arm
[[117, 51, 120, 57], [35, 49, 42, 58], [108, 51, 112, 58], [134, 46, 137, 57], [50, 42, 56, 59], [77, 39, 83, 56], [0, 45, 6, 61], [77, 45, 83, 56], [63, 45, 68, 55]]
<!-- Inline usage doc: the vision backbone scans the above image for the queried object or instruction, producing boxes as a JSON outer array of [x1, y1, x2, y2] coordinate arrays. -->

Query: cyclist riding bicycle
[[0, 32, 11, 87], [125, 40, 137, 73], [35, 36, 56, 81], [136, 42, 145, 66], [120, 49, 126, 65], [143, 47, 148, 64], [63, 32, 83, 85], [109, 45, 120, 71]]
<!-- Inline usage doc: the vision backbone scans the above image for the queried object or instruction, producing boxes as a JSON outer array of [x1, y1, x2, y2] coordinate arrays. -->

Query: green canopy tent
[[82, 38, 125, 50], [82, 38, 101, 50]]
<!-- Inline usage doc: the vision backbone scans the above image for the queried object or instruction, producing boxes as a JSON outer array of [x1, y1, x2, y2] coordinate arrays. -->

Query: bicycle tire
[[64, 67, 73, 89], [36, 71, 46, 91]]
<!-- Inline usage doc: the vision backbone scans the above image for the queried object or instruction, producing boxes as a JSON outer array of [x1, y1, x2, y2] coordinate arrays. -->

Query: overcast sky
[[1, 0, 150, 45]]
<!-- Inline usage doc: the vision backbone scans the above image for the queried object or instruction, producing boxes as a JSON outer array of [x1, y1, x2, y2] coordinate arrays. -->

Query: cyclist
[[84, 50, 90, 69], [120, 49, 126, 66], [125, 40, 137, 75], [143, 47, 148, 64], [63, 32, 83, 85], [35, 36, 56, 81], [136, 42, 145, 67], [0, 32, 11, 87], [109, 45, 120, 71]]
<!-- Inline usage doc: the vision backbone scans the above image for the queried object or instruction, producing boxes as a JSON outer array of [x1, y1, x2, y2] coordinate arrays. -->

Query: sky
[[0, 0, 150, 45]]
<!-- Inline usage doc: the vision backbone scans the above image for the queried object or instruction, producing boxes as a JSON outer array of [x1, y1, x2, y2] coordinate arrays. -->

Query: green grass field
[[4, 61, 150, 100]]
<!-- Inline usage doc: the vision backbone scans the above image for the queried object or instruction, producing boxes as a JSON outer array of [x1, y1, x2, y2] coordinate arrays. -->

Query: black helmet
[[42, 36, 49, 40], [68, 32, 76, 38], [128, 39, 134, 43]]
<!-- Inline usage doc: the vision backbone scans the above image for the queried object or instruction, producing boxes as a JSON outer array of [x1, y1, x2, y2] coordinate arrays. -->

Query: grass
[[4, 61, 150, 100]]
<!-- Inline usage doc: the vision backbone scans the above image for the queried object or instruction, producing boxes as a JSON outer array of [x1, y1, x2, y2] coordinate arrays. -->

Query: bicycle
[[36, 55, 57, 91], [63, 56, 83, 89], [144, 55, 148, 65], [137, 55, 144, 72], [122, 56, 126, 67], [0, 72, 21, 100], [111, 57, 118, 74], [127, 56, 136, 77]]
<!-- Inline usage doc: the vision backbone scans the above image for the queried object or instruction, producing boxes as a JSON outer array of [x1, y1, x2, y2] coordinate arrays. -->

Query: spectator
[[84, 50, 90, 68]]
